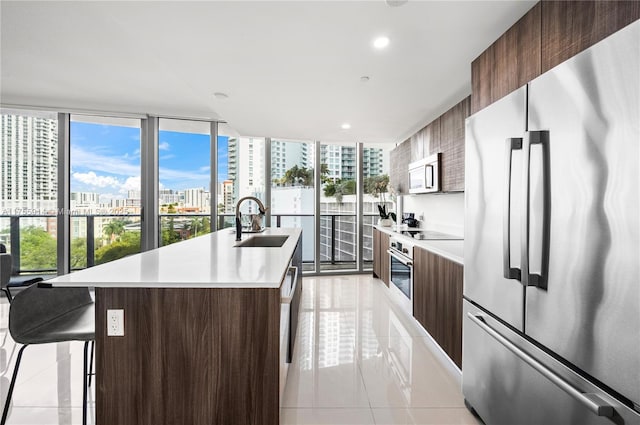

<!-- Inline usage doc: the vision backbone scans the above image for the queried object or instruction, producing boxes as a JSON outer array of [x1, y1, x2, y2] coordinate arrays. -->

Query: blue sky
[[70, 122, 229, 203]]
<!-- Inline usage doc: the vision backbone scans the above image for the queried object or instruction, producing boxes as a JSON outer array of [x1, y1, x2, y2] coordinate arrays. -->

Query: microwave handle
[[425, 164, 433, 188]]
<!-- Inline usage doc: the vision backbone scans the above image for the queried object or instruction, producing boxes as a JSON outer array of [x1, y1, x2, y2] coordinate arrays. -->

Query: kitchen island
[[48, 227, 303, 425]]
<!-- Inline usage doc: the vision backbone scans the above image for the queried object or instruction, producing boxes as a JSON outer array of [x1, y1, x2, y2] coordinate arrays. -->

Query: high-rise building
[[70, 192, 99, 209], [271, 140, 311, 181], [184, 187, 210, 211], [1, 112, 58, 211], [320, 145, 385, 182], [159, 189, 181, 205]]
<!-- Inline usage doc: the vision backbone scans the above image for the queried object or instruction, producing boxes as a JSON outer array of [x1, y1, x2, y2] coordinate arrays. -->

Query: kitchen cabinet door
[[491, 3, 541, 103], [389, 140, 411, 195], [471, 44, 494, 114], [439, 256, 463, 368], [439, 97, 470, 192], [413, 246, 439, 339], [413, 246, 463, 368], [423, 119, 441, 158], [542, 0, 640, 73], [410, 130, 424, 162]]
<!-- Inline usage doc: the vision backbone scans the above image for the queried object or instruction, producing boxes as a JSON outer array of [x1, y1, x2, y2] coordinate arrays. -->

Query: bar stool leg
[[1, 344, 28, 425]]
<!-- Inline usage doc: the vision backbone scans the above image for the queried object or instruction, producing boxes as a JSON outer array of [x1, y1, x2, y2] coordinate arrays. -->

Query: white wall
[[400, 192, 464, 237]]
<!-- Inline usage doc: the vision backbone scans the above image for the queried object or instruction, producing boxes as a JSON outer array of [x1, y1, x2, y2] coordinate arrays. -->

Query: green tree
[[20, 226, 56, 271], [103, 219, 125, 242], [364, 174, 390, 198], [323, 178, 356, 203], [278, 165, 314, 186], [162, 217, 180, 246], [70, 237, 87, 270], [95, 232, 140, 265], [167, 204, 177, 214]]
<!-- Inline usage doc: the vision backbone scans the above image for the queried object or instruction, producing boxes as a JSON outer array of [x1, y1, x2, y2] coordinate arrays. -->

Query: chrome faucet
[[235, 196, 268, 241]]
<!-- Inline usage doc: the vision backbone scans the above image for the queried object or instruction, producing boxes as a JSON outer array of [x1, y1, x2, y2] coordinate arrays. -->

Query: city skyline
[[71, 121, 231, 204]]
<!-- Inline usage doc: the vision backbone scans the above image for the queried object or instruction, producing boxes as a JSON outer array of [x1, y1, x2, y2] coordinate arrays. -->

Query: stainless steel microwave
[[408, 153, 440, 194]]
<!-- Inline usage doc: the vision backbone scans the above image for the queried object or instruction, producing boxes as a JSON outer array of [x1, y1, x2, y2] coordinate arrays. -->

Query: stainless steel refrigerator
[[463, 20, 640, 425]]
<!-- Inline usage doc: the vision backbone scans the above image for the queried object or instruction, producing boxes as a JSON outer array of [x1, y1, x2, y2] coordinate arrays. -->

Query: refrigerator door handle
[[467, 313, 615, 418], [503, 137, 522, 280], [522, 130, 550, 288]]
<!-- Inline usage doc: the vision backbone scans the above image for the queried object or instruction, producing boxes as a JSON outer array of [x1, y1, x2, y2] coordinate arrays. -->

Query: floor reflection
[[0, 275, 479, 425]]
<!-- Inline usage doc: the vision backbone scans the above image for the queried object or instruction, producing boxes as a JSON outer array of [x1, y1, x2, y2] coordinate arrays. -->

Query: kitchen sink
[[235, 235, 289, 248]]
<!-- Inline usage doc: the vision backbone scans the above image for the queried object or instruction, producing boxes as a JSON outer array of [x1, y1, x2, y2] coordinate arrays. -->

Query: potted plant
[[377, 204, 396, 227]]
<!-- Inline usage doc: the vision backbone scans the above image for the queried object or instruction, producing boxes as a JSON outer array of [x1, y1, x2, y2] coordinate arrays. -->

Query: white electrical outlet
[[107, 309, 124, 337]]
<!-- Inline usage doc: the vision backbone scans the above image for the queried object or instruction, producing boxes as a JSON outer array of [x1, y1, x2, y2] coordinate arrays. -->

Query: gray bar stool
[[1, 283, 95, 425], [0, 253, 43, 303]]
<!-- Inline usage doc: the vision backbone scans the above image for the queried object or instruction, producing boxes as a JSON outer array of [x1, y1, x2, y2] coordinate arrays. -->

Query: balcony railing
[[1, 213, 380, 276]]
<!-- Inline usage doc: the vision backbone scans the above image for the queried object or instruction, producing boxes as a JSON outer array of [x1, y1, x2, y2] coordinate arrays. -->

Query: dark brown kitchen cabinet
[[372, 228, 390, 287], [413, 246, 463, 368], [439, 97, 470, 192], [471, 1, 639, 114], [389, 139, 411, 195], [471, 3, 541, 114], [541, 0, 640, 72]]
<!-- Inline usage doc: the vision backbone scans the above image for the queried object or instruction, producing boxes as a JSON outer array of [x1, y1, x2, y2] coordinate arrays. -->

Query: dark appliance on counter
[[463, 22, 639, 425], [401, 213, 419, 228], [387, 237, 413, 316]]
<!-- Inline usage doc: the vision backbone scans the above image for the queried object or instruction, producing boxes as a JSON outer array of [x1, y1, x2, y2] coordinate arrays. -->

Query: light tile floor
[[0, 275, 480, 424], [281, 275, 480, 425]]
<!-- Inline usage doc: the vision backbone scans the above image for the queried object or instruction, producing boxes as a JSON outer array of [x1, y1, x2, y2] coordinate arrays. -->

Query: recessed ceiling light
[[373, 36, 390, 50], [213, 92, 229, 100], [360, 76, 370, 83], [341, 123, 351, 130]]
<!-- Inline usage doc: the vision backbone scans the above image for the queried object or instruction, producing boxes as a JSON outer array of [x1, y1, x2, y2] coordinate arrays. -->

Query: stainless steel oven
[[387, 237, 414, 315]]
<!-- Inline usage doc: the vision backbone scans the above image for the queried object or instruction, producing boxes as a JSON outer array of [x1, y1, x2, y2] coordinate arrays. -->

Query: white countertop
[[374, 225, 464, 265], [49, 227, 302, 289]]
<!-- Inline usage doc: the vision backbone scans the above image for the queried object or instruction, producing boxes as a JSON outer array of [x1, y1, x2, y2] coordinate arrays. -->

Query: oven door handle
[[387, 250, 413, 266]]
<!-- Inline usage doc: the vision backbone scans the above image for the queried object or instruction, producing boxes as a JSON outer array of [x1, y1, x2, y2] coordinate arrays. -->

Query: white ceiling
[[0, 1, 536, 144]]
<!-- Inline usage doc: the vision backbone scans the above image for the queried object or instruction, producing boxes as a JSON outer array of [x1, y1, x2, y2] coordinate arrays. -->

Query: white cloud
[[199, 166, 211, 172], [120, 176, 141, 193], [159, 142, 170, 151], [73, 171, 119, 188]]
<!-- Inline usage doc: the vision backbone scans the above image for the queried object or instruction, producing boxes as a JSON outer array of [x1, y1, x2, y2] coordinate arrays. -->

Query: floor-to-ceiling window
[[271, 139, 315, 271], [0, 109, 58, 276], [319, 142, 358, 271], [158, 119, 211, 246], [2, 108, 394, 277], [362, 143, 394, 271], [216, 123, 266, 230], [69, 115, 141, 269]]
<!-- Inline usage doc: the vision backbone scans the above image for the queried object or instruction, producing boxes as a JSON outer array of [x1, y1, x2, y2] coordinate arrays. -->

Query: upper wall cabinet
[[390, 97, 469, 193], [471, 3, 541, 114], [439, 98, 469, 192], [471, 1, 639, 114], [390, 138, 411, 194], [541, 0, 640, 72]]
